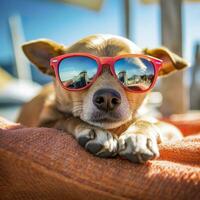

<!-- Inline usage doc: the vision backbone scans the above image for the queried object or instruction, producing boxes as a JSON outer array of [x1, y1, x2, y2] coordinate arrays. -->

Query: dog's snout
[[93, 89, 121, 112]]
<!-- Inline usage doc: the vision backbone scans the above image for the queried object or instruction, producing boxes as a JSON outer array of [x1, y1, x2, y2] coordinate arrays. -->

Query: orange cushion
[[0, 117, 200, 200]]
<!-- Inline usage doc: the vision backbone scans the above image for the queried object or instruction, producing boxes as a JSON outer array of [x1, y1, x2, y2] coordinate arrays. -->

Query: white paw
[[118, 133, 159, 163]]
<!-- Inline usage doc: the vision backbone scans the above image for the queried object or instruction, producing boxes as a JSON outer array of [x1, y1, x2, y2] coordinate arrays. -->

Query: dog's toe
[[77, 129, 95, 147], [85, 141, 102, 154]]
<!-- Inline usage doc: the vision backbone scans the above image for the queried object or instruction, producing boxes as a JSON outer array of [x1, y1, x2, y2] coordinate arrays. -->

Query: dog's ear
[[143, 47, 189, 76], [22, 39, 65, 76]]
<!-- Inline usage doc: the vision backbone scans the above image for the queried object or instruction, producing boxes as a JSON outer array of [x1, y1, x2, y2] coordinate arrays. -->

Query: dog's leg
[[118, 119, 182, 163], [38, 106, 118, 158]]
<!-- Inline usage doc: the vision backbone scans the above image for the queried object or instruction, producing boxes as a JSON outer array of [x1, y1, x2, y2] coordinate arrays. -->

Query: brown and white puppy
[[17, 34, 188, 163]]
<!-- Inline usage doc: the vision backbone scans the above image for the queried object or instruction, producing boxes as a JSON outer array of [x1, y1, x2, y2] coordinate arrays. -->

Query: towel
[[0, 116, 200, 200]]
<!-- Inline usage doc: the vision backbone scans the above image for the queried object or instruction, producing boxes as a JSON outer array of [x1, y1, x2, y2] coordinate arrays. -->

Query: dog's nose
[[93, 89, 121, 112]]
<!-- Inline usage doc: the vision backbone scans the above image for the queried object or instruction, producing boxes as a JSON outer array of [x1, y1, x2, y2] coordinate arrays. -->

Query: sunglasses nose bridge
[[100, 57, 113, 65], [99, 58, 115, 75]]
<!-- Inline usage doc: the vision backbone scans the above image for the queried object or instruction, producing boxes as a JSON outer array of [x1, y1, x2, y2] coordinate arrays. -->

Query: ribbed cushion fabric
[[0, 117, 200, 200]]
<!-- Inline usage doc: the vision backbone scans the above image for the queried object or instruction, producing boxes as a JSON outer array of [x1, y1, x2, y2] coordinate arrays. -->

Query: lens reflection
[[114, 57, 155, 91], [58, 56, 98, 89]]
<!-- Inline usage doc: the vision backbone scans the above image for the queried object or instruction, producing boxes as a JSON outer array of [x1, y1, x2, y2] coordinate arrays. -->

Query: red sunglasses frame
[[50, 53, 163, 93]]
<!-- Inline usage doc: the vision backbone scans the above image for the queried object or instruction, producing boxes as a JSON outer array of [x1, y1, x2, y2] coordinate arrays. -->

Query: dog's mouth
[[80, 109, 132, 129], [89, 111, 123, 123], [86, 111, 131, 129]]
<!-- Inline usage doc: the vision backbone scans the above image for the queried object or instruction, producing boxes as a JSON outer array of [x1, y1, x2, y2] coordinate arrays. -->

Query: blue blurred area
[[0, 0, 124, 84], [0, 0, 123, 62], [0, 0, 200, 85]]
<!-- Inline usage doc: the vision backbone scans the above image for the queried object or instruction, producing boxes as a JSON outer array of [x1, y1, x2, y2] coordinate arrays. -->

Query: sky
[[0, 0, 200, 66]]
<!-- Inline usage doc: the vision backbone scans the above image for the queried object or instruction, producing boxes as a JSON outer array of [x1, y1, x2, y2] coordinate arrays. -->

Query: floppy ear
[[22, 39, 65, 76], [143, 47, 189, 76]]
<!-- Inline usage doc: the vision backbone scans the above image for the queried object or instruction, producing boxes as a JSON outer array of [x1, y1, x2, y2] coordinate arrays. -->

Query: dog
[[17, 34, 188, 163]]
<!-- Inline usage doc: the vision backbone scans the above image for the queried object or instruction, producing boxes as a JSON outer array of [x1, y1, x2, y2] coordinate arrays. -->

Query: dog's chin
[[80, 110, 132, 129], [81, 116, 132, 129], [88, 120, 127, 129]]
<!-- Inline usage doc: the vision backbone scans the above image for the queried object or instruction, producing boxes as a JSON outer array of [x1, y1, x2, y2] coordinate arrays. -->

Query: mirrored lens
[[58, 56, 98, 89], [114, 57, 155, 91]]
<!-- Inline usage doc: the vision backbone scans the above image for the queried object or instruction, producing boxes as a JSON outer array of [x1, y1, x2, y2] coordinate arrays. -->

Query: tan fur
[[17, 34, 188, 163], [17, 83, 54, 127]]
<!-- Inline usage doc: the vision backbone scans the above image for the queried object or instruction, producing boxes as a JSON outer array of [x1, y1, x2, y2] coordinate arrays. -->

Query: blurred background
[[0, 0, 200, 122]]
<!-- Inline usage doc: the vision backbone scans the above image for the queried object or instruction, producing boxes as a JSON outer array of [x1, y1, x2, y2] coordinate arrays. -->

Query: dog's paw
[[118, 133, 159, 163], [75, 127, 118, 158]]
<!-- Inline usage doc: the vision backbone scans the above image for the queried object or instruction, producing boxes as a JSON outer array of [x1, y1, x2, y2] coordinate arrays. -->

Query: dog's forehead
[[66, 34, 142, 56]]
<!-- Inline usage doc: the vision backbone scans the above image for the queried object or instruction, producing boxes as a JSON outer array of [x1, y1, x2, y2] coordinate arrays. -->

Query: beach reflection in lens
[[114, 57, 155, 91], [58, 56, 98, 89]]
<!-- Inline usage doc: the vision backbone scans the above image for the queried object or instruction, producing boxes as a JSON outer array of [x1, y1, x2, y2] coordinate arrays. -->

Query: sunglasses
[[50, 53, 162, 93]]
